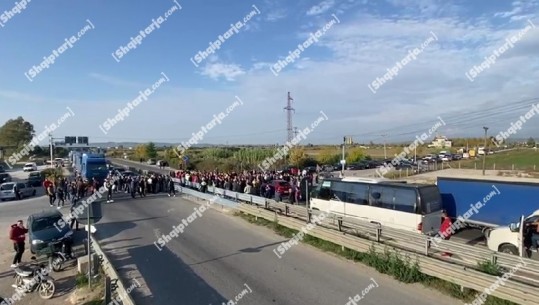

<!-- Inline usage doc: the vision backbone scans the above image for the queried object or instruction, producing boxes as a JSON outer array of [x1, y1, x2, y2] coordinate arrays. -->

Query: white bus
[[309, 177, 443, 234]]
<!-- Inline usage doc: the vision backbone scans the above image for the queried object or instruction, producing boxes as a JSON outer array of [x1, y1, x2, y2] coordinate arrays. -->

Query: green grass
[[234, 212, 519, 305], [455, 149, 539, 171]]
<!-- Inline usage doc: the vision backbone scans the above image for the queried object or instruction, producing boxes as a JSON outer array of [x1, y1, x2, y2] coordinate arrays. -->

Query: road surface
[[95, 189, 458, 305]]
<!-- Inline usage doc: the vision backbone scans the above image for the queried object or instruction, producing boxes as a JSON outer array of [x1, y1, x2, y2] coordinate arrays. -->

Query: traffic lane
[[111, 158, 168, 175], [95, 194, 458, 305], [8, 166, 48, 180]]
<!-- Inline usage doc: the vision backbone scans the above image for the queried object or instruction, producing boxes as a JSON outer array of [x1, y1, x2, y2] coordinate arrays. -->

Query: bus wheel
[[499, 244, 518, 255]]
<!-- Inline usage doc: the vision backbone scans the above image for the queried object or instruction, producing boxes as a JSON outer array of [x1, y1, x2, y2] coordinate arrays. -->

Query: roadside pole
[[87, 205, 91, 289]]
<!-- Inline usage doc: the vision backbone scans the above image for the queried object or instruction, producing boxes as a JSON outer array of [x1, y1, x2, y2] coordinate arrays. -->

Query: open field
[[454, 148, 539, 171]]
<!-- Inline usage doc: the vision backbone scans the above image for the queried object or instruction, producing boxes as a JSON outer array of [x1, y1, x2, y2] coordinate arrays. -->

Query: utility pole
[[341, 137, 345, 177], [49, 133, 54, 169], [381, 134, 388, 159], [284, 92, 295, 143], [482, 127, 488, 175]]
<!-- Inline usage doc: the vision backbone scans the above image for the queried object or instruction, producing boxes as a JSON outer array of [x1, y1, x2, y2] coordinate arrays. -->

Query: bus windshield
[[87, 162, 108, 174]]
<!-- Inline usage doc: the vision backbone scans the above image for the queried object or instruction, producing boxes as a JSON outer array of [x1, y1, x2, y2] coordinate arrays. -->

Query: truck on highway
[[438, 177, 539, 257], [74, 153, 108, 182], [437, 177, 539, 229]]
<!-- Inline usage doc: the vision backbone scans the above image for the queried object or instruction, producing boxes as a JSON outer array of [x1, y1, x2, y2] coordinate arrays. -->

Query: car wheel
[[499, 244, 519, 255]]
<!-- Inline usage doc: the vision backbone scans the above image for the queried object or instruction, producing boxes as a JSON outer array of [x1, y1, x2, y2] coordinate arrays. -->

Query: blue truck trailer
[[437, 177, 539, 229]]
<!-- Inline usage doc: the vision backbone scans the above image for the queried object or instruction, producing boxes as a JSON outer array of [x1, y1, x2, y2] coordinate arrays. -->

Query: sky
[[0, 0, 538, 146]]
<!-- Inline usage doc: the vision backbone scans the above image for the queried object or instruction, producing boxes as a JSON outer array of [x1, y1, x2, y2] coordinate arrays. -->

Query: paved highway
[[95, 190, 458, 305]]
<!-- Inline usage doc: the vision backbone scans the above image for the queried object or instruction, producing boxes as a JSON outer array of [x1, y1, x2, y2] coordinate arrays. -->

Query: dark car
[[28, 210, 73, 254], [0, 165, 5, 173], [27, 171, 44, 187], [0, 173, 11, 183]]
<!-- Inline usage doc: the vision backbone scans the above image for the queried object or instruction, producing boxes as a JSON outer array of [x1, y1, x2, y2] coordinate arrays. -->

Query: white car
[[486, 210, 539, 256], [23, 162, 37, 172], [0, 182, 36, 201]]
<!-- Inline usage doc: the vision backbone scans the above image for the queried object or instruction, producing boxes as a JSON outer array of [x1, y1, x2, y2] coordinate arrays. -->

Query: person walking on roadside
[[10, 220, 28, 268], [47, 184, 55, 207], [106, 178, 114, 203], [168, 177, 176, 197], [70, 205, 80, 231], [56, 187, 65, 208]]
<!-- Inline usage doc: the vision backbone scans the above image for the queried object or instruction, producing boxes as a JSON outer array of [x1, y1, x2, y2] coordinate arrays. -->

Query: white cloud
[[200, 61, 246, 81], [306, 0, 335, 16], [266, 10, 287, 22], [89, 73, 143, 87]]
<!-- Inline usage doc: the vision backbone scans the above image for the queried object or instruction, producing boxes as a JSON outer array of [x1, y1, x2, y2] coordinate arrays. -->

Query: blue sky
[[0, 0, 538, 145]]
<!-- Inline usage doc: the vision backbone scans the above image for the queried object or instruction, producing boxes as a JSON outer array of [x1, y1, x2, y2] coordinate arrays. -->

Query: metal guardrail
[[90, 235, 136, 305]]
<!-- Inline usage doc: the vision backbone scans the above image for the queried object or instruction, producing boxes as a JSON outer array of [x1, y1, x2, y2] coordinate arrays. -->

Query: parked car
[[23, 162, 37, 172], [272, 180, 291, 201], [0, 173, 12, 184], [346, 163, 365, 170], [452, 154, 463, 160], [28, 210, 73, 254], [0, 182, 36, 201], [27, 172, 44, 187]]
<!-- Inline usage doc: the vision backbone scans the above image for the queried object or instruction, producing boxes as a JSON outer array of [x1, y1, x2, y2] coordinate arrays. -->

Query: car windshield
[[278, 181, 289, 186], [0, 184, 14, 190], [32, 216, 62, 231]]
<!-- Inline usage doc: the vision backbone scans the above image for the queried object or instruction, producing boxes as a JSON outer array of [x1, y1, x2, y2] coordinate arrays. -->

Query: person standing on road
[[57, 187, 65, 208], [70, 205, 80, 231], [168, 177, 176, 197], [439, 210, 453, 257], [47, 183, 55, 207], [10, 220, 28, 268], [106, 178, 113, 203]]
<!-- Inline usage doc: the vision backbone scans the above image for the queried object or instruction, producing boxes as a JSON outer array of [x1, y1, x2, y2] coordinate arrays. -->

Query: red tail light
[[417, 222, 423, 231]]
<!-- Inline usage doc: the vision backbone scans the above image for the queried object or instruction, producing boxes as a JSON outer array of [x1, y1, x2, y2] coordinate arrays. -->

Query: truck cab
[[486, 209, 539, 258]]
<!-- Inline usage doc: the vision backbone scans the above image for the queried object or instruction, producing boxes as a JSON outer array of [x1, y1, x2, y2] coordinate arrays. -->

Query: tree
[[346, 147, 365, 164], [134, 145, 147, 160], [289, 147, 308, 167], [145, 142, 157, 159], [527, 137, 535, 147], [0, 117, 35, 149], [316, 147, 340, 165]]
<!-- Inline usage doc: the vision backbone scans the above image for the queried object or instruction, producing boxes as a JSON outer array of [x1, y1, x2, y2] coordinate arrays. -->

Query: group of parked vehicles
[[309, 175, 539, 259]]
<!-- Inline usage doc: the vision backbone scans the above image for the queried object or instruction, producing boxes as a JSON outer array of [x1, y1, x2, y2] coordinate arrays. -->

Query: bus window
[[393, 188, 417, 213], [315, 184, 332, 200], [369, 186, 394, 209], [331, 181, 348, 202], [418, 186, 442, 214], [345, 183, 369, 205]]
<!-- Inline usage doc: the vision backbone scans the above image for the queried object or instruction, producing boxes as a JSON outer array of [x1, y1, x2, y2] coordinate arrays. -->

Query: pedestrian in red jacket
[[439, 210, 453, 257], [10, 220, 28, 267]]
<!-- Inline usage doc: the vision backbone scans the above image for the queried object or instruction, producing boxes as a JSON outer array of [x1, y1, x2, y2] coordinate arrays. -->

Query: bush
[[41, 168, 63, 181]]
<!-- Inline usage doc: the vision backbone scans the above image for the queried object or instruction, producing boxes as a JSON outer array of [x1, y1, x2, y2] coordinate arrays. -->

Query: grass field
[[456, 148, 539, 171]]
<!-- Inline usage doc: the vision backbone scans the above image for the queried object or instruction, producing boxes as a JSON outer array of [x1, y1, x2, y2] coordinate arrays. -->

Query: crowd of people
[[168, 168, 324, 204]]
